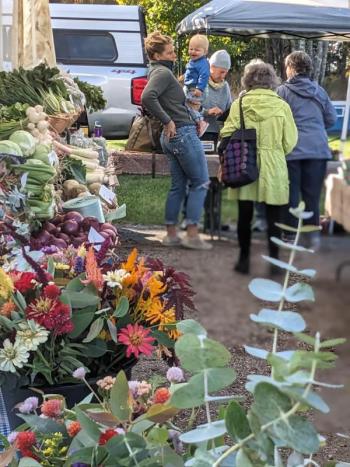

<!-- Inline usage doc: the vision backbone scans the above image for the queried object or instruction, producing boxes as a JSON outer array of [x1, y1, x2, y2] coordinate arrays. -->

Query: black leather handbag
[[219, 95, 258, 188]]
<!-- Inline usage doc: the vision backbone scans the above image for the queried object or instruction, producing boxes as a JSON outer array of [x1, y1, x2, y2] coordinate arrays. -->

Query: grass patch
[[116, 175, 238, 225]]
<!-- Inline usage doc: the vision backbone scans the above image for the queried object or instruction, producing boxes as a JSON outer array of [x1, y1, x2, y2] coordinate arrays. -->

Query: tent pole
[[340, 71, 350, 161]]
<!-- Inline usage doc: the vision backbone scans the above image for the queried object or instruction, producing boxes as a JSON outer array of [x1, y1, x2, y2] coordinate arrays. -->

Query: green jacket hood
[[241, 89, 286, 122]]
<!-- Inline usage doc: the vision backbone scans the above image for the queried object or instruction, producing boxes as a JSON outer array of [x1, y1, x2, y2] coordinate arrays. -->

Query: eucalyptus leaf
[[110, 370, 130, 422], [287, 451, 304, 467], [273, 415, 320, 454], [319, 337, 346, 348], [270, 237, 314, 253], [236, 449, 254, 467], [69, 306, 96, 339], [281, 387, 330, 413], [179, 420, 227, 444], [83, 339, 107, 357], [177, 319, 207, 337], [261, 256, 316, 278], [252, 383, 292, 423], [175, 334, 231, 373], [285, 283, 315, 303], [74, 406, 101, 443], [66, 274, 86, 292], [248, 278, 283, 302], [250, 309, 306, 332], [62, 290, 100, 309], [244, 346, 295, 361], [83, 317, 104, 343], [113, 296, 129, 318], [225, 400, 251, 442], [17, 414, 66, 434], [18, 459, 42, 467], [107, 319, 118, 343], [47, 256, 55, 277]]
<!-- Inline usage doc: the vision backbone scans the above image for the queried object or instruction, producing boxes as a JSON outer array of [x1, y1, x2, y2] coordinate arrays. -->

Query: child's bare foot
[[197, 120, 209, 137]]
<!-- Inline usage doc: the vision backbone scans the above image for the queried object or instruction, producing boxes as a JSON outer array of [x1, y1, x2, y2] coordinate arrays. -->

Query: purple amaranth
[[74, 256, 85, 274]]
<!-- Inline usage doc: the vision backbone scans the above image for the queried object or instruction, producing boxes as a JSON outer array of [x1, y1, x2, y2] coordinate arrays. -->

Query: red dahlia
[[99, 429, 118, 445], [43, 284, 61, 299], [16, 431, 37, 458], [11, 272, 37, 294], [26, 296, 73, 335]]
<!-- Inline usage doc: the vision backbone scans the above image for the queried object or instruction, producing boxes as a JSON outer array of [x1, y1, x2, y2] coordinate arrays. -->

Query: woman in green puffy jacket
[[220, 59, 298, 274]]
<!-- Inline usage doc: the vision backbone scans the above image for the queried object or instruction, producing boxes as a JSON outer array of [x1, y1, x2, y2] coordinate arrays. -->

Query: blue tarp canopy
[[176, 0, 350, 41]]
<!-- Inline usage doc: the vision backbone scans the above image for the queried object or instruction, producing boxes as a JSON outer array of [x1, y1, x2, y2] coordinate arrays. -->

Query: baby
[[184, 34, 210, 137]]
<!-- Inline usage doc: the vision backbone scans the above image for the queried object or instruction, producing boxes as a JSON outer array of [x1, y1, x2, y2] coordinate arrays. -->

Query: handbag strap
[[239, 95, 246, 130]]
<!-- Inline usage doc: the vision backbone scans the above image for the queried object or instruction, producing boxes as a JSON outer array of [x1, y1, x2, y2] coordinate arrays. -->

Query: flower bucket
[[1, 367, 133, 431]]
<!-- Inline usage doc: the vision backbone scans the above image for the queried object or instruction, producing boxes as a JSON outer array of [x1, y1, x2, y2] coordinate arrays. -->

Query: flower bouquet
[[2, 366, 185, 466], [0, 244, 195, 429]]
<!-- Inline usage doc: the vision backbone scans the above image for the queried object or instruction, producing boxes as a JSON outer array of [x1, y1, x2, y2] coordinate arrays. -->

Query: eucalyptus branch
[[272, 215, 303, 363], [215, 333, 322, 466], [124, 437, 140, 466]]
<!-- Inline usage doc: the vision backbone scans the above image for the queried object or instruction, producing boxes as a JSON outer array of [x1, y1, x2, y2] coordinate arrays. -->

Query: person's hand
[[164, 120, 176, 139], [208, 106, 223, 116], [193, 88, 203, 97]]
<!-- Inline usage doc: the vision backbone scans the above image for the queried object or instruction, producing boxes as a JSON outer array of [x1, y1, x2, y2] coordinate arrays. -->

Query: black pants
[[285, 159, 327, 227], [237, 200, 281, 258]]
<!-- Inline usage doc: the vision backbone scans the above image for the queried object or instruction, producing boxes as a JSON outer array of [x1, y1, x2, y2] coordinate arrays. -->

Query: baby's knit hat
[[209, 50, 231, 70]]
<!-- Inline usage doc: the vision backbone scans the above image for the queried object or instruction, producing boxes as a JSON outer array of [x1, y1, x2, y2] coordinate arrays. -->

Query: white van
[[1, 2, 149, 138]]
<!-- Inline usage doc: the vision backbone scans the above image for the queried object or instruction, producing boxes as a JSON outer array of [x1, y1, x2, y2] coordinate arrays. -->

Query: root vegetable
[[62, 220, 79, 235], [64, 211, 84, 223]]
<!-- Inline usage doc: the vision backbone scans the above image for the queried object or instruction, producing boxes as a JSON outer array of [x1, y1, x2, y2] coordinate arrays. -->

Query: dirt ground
[[118, 225, 350, 464]]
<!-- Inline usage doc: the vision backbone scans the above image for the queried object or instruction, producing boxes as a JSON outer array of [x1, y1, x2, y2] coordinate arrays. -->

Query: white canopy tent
[[177, 0, 350, 155], [0, 0, 56, 71]]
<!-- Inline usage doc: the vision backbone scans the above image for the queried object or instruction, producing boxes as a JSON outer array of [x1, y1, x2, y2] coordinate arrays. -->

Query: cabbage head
[[9, 130, 35, 157], [0, 140, 23, 156]]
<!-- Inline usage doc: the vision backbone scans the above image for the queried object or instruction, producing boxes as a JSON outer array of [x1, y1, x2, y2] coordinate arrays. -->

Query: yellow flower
[[59, 446, 68, 454], [43, 448, 53, 456], [53, 262, 70, 271], [157, 308, 180, 340], [0, 267, 14, 301], [146, 274, 166, 297], [77, 244, 87, 258]]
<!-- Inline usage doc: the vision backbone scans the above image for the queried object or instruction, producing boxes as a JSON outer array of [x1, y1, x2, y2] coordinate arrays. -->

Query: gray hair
[[241, 59, 280, 91]]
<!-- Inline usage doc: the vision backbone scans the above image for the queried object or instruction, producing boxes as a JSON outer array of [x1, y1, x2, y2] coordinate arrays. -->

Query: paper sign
[[99, 185, 116, 204], [20, 173, 28, 189], [48, 151, 58, 166], [88, 226, 105, 251]]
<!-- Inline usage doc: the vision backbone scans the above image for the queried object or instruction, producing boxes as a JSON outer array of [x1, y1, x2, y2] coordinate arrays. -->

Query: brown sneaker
[[181, 236, 212, 250]]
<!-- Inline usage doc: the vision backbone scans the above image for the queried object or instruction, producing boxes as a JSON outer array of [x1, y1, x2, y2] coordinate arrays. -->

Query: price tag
[[48, 151, 58, 166], [20, 172, 28, 189], [88, 227, 105, 251], [99, 185, 116, 204]]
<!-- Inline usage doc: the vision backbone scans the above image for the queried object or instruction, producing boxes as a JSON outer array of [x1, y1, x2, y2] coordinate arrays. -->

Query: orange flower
[[83, 247, 104, 291], [0, 301, 16, 317], [153, 387, 170, 404], [67, 421, 81, 437], [122, 248, 138, 272]]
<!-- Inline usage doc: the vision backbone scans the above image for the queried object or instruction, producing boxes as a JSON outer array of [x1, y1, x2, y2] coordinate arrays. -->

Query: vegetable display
[[12, 159, 57, 220], [74, 77, 107, 113], [30, 212, 118, 250]]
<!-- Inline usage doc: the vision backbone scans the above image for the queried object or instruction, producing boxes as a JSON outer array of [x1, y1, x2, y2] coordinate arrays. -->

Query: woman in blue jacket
[[277, 51, 337, 246]]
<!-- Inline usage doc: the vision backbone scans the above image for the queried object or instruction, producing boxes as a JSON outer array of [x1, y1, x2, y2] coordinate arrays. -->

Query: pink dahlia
[[118, 323, 155, 358]]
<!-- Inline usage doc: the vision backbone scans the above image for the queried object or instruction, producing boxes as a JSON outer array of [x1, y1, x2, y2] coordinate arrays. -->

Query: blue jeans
[[161, 125, 209, 226]]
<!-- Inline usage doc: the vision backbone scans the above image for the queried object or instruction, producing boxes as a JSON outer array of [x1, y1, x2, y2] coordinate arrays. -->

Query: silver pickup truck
[[1, 2, 148, 138], [49, 3, 148, 139]]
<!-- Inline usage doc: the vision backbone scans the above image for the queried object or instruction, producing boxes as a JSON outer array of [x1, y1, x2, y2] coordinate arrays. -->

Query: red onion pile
[[30, 211, 118, 250]]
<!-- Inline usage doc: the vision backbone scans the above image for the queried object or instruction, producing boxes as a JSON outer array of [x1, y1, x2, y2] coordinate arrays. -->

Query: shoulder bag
[[219, 96, 258, 188], [125, 109, 163, 153]]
